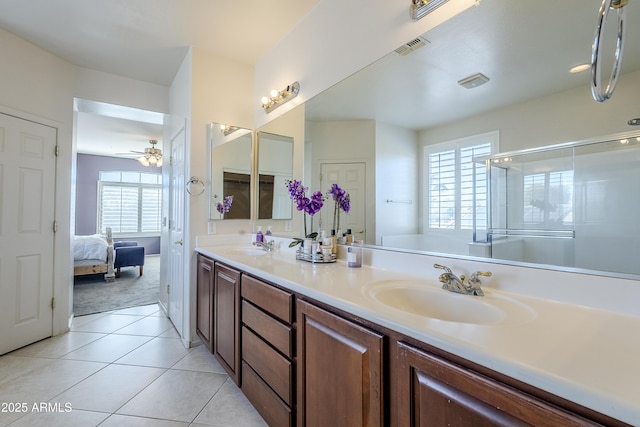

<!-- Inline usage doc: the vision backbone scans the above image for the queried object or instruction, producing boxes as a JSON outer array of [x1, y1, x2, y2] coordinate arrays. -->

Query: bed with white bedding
[[73, 228, 115, 281]]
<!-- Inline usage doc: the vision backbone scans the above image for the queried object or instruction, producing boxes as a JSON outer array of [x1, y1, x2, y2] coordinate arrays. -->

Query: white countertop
[[196, 242, 640, 425]]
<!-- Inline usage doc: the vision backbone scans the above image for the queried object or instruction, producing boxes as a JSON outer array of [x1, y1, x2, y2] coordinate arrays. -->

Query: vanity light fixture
[[410, 0, 450, 20], [458, 72, 490, 89], [219, 124, 239, 136], [260, 82, 300, 113]]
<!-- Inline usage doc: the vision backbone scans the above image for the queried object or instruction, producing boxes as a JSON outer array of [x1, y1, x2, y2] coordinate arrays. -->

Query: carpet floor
[[73, 255, 160, 316]]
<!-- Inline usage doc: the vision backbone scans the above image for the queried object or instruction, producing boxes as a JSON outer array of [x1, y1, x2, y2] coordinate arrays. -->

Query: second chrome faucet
[[434, 264, 491, 296]]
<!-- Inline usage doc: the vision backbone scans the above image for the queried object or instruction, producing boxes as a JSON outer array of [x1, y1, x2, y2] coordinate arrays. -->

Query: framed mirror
[[302, 0, 640, 278], [208, 123, 253, 220], [257, 132, 294, 220]]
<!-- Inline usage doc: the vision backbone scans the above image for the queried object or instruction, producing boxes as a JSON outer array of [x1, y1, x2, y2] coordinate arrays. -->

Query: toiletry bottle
[[347, 239, 362, 268], [266, 226, 272, 236], [346, 229, 353, 244], [331, 229, 337, 254], [256, 226, 264, 243]]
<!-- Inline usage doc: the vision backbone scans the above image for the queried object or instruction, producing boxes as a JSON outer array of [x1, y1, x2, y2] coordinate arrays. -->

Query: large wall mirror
[[257, 132, 294, 220], [302, 0, 640, 278], [208, 123, 252, 220]]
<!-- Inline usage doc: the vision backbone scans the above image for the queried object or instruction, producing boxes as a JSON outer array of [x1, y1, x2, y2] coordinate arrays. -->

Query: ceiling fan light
[[156, 157, 163, 167], [138, 156, 150, 166]]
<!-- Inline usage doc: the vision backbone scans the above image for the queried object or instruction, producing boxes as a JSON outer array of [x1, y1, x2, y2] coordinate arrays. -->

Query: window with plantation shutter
[[460, 144, 492, 230], [97, 171, 162, 236], [428, 150, 456, 228], [425, 132, 497, 231]]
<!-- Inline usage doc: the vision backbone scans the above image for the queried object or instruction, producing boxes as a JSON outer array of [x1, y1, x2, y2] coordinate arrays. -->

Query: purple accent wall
[[75, 153, 161, 255]]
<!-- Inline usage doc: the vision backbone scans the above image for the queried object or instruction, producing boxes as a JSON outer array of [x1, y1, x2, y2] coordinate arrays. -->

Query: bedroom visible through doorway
[[73, 99, 164, 316]]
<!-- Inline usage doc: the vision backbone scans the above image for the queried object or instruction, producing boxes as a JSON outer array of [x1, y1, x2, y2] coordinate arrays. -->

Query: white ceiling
[[0, 0, 320, 158], [305, 0, 640, 130]]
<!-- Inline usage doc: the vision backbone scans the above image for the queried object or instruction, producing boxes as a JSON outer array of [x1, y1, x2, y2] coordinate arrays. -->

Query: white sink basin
[[365, 280, 535, 325], [228, 247, 269, 256]]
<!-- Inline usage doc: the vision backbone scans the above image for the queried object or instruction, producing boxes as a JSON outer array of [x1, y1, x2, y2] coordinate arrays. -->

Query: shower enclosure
[[474, 131, 640, 276]]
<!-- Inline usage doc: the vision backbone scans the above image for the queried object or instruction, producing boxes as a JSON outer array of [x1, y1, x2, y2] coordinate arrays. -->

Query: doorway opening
[[72, 99, 163, 316]]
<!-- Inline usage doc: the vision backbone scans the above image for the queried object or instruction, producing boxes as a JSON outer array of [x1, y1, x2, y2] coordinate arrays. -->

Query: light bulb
[[138, 156, 150, 166], [270, 89, 279, 98], [261, 96, 269, 105], [156, 157, 163, 167]]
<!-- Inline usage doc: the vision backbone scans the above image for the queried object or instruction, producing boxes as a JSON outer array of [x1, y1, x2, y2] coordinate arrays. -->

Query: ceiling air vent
[[394, 36, 429, 56]]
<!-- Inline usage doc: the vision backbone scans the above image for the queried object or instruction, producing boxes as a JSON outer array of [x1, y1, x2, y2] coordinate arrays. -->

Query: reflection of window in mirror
[[257, 132, 294, 220], [222, 172, 251, 219], [425, 131, 498, 234]]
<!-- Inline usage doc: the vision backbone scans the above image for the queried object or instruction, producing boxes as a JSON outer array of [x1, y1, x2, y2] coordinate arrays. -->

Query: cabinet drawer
[[242, 326, 293, 405], [242, 300, 293, 358], [241, 275, 293, 324], [242, 362, 293, 427]]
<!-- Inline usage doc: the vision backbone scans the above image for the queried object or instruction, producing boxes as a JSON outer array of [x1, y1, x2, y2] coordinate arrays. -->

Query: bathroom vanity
[[195, 242, 637, 426]]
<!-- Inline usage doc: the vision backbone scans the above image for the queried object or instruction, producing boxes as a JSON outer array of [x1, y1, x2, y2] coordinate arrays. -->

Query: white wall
[[375, 122, 419, 245], [170, 47, 255, 345], [0, 26, 170, 335]]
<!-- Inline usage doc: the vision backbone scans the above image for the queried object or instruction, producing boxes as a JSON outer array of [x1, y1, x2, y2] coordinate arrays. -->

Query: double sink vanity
[[195, 236, 639, 426]]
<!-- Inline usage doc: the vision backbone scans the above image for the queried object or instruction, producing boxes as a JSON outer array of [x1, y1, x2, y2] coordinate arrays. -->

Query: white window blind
[[428, 150, 456, 228], [460, 144, 491, 230], [426, 133, 496, 231], [97, 171, 162, 235]]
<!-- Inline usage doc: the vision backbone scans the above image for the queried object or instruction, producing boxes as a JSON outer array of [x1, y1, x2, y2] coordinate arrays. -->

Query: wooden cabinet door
[[297, 299, 384, 427], [196, 254, 214, 351], [396, 341, 599, 427], [214, 262, 241, 385]]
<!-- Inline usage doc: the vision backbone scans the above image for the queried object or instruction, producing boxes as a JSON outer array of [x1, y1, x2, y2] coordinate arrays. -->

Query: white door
[[167, 125, 186, 337], [320, 162, 366, 242], [0, 113, 57, 355]]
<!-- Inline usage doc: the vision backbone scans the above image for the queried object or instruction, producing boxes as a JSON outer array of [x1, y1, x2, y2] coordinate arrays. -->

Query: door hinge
[[166, 284, 170, 294], [52, 221, 58, 232], [51, 298, 55, 309], [54, 145, 59, 156], [169, 156, 173, 166]]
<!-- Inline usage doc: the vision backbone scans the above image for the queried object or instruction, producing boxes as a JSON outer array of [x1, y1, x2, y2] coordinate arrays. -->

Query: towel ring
[[591, 0, 628, 102], [186, 177, 205, 196]]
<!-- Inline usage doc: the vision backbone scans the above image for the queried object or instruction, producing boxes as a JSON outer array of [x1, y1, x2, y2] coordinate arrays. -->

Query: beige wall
[[0, 26, 170, 334]]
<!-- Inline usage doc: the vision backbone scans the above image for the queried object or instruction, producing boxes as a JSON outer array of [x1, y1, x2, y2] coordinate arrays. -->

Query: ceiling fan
[[119, 139, 163, 167]]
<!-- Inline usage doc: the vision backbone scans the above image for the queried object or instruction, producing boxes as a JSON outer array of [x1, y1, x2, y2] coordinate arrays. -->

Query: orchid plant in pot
[[327, 183, 350, 234], [215, 195, 233, 219], [286, 179, 324, 247]]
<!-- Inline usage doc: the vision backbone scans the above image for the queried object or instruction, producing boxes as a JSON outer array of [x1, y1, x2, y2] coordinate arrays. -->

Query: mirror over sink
[[257, 131, 294, 220], [262, 0, 640, 279], [208, 122, 252, 220]]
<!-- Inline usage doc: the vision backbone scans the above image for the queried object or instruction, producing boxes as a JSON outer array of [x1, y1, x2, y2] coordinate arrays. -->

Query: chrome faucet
[[434, 264, 491, 296], [253, 240, 275, 252]]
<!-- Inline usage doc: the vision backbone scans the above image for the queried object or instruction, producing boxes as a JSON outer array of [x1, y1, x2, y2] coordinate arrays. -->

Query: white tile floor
[[0, 304, 267, 427]]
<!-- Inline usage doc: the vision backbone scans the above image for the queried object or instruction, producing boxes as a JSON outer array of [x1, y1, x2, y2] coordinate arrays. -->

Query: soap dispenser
[[256, 226, 264, 243], [266, 226, 272, 236]]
